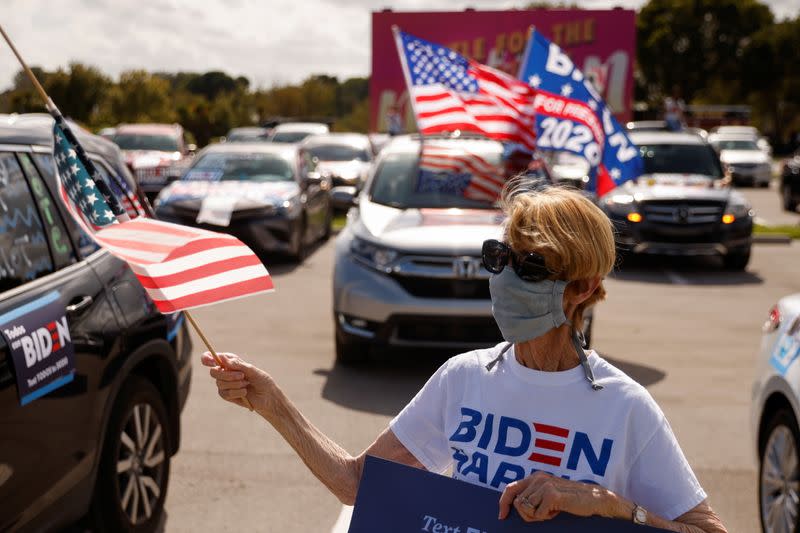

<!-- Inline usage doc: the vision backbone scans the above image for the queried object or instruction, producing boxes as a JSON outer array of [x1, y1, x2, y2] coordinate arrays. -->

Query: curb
[[753, 234, 793, 245]]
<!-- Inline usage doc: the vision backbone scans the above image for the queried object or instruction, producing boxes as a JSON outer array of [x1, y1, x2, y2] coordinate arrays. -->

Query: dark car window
[[637, 143, 723, 178], [113, 134, 179, 152], [32, 153, 100, 258], [271, 131, 312, 144], [17, 153, 76, 269], [0, 152, 54, 292], [307, 144, 370, 162], [227, 130, 269, 142], [715, 139, 760, 151], [186, 153, 294, 182], [369, 147, 505, 209]]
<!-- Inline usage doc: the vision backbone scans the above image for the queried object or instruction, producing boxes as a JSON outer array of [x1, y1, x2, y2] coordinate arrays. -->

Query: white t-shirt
[[390, 343, 706, 521]]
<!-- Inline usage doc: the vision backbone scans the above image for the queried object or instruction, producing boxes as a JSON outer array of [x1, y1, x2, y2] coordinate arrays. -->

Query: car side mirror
[[330, 186, 358, 210], [305, 171, 323, 185]]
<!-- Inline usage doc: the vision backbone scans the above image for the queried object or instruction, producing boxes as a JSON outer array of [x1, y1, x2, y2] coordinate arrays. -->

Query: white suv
[[752, 293, 800, 532]]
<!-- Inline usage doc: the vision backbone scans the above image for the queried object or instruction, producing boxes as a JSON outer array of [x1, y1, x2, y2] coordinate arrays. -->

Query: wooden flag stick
[[0, 24, 54, 111], [184, 311, 254, 411], [0, 23, 254, 412]]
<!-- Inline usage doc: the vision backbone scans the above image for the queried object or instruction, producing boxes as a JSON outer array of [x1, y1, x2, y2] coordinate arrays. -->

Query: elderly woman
[[204, 186, 727, 532]]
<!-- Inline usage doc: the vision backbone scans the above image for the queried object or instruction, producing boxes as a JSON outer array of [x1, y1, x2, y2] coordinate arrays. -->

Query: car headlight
[[723, 200, 753, 223], [350, 237, 399, 272], [603, 194, 635, 215]]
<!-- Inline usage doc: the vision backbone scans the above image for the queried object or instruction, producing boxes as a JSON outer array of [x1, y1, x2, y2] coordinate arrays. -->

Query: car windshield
[[637, 143, 723, 178], [184, 152, 294, 182], [369, 147, 506, 209], [716, 139, 760, 151], [308, 144, 370, 162], [113, 134, 179, 152], [271, 131, 312, 143]]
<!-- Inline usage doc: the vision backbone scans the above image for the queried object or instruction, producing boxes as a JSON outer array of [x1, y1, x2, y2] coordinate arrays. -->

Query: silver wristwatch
[[632, 504, 648, 525]]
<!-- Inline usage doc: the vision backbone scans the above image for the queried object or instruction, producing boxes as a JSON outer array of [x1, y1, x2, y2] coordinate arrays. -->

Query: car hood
[[122, 150, 180, 169], [156, 180, 299, 210], [356, 199, 504, 254], [611, 174, 732, 202], [720, 150, 769, 165], [552, 163, 590, 182], [317, 160, 370, 179]]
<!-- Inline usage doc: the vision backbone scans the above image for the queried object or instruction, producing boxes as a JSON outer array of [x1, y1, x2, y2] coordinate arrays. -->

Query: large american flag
[[394, 28, 537, 151], [417, 142, 506, 202], [53, 120, 274, 312]]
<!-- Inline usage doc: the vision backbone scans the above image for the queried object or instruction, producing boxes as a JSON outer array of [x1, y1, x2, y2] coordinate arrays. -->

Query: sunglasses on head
[[481, 239, 553, 282]]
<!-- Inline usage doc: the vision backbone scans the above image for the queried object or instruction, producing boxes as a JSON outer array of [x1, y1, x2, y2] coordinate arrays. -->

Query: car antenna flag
[[0, 24, 270, 410]]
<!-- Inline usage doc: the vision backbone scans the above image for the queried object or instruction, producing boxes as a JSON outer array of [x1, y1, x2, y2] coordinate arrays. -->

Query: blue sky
[[1, 0, 797, 91]]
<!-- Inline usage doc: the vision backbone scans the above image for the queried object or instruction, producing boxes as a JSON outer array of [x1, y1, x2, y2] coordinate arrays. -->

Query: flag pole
[[0, 23, 254, 411], [392, 26, 427, 190]]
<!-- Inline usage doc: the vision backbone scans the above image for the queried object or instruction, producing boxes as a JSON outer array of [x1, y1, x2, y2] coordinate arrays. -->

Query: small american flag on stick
[[53, 120, 274, 313]]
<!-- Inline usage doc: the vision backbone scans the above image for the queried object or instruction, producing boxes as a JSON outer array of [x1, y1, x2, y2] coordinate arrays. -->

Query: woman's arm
[[203, 352, 423, 505], [498, 473, 727, 533]]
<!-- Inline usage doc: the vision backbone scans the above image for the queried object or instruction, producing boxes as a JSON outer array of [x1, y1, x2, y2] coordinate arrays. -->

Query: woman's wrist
[[598, 488, 636, 521]]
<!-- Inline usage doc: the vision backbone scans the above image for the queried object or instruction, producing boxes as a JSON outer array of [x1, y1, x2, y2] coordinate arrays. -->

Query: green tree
[[740, 17, 800, 142], [186, 71, 241, 100], [100, 70, 176, 124], [637, 0, 774, 104], [44, 63, 110, 124]]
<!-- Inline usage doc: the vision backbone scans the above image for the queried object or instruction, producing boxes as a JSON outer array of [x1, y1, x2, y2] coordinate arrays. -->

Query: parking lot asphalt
[[163, 187, 799, 533]]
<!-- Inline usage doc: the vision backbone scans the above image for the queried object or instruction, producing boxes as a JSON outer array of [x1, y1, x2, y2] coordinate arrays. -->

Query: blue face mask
[[489, 267, 568, 343]]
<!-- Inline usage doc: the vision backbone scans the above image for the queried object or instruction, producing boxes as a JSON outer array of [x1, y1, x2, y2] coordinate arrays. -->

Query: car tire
[[288, 218, 307, 262], [783, 184, 798, 212], [759, 408, 800, 533], [723, 249, 750, 271], [91, 376, 171, 533]]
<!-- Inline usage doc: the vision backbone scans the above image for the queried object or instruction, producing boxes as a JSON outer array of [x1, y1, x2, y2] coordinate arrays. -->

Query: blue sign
[[349, 456, 667, 532], [0, 291, 75, 405]]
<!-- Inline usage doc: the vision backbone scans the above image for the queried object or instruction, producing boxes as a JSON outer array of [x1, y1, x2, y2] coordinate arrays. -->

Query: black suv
[[781, 148, 800, 212], [0, 114, 191, 532]]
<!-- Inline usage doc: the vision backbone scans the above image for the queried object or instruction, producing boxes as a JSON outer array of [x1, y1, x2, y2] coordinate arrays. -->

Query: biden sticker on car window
[[0, 291, 75, 406]]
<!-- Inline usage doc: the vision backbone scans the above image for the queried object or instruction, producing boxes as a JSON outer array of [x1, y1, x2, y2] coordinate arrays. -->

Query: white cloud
[[0, 0, 796, 91]]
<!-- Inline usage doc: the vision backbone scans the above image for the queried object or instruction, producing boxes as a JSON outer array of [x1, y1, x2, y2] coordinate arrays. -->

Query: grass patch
[[755, 224, 800, 239], [333, 213, 347, 232]]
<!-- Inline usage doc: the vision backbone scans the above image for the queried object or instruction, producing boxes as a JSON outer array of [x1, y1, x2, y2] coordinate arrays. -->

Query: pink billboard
[[370, 9, 636, 133]]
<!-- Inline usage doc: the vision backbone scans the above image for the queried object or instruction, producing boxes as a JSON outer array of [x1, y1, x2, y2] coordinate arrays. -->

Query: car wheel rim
[[762, 425, 800, 533], [116, 403, 166, 525]]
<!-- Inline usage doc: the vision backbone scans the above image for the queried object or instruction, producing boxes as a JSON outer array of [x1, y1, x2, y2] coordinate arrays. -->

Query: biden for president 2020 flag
[[350, 456, 668, 532], [518, 30, 643, 196]]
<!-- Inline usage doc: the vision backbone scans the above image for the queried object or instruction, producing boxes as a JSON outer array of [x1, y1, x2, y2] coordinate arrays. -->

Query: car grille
[[389, 315, 501, 344], [389, 255, 490, 300], [392, 277, 490, 299], [640, 200, 725, 225]]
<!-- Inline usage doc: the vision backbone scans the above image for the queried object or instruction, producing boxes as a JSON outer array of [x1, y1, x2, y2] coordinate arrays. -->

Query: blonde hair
[[501, 183, 615, 327]]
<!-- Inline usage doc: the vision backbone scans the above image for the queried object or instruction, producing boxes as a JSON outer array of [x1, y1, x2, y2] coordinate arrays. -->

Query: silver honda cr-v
[[331, 134, 592, 364]]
